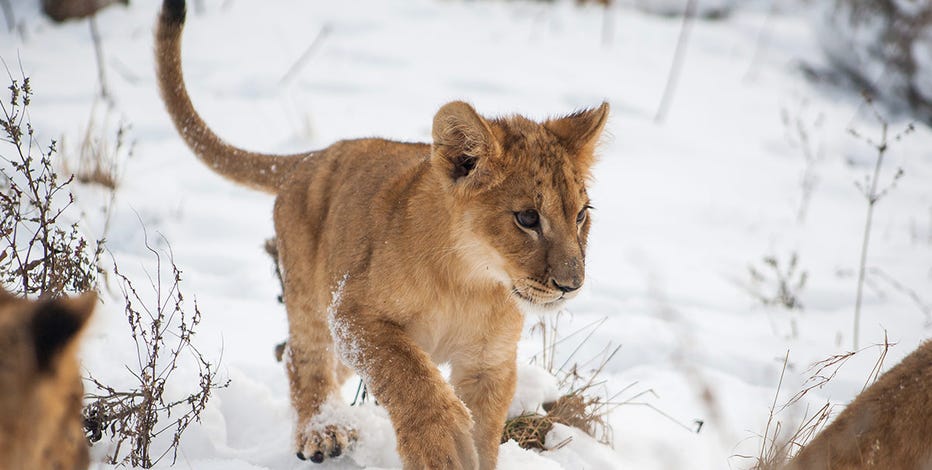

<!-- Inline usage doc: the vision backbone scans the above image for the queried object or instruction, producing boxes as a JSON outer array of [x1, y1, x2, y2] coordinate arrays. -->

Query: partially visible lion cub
[[784, 340, 932, 470], [0, 289, 96, 470], [156, 1, 608, 468]]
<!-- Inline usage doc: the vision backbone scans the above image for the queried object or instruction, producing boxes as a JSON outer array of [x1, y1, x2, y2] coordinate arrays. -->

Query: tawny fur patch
[[0, 290, 95, 470]]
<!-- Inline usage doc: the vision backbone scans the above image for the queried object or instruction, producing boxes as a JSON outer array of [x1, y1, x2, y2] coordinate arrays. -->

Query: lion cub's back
[[276, 138, 433, 276]]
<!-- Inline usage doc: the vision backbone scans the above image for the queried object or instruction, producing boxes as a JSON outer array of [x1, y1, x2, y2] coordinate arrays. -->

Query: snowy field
[[3, 0, 932, 468]]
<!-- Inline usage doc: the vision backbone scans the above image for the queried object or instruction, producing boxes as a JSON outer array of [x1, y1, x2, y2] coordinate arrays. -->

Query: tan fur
[[0, 290, 95, 470], [785, 340, 932, 470], [155, 1, 608, 467]]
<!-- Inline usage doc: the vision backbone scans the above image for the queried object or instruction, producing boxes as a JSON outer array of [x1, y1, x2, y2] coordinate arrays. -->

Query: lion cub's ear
[[431, 101, 503, 190], [30, 292, 96, 373], [544, 102, 609, 169]]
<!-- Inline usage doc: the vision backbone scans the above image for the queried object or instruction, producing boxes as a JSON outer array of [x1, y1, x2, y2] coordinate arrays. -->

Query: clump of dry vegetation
[[746, 253, 808, 312], [82, 236, 229, 468], [743, 253, 809, 337], [1, 71, 102, 299], [502, 392, 606, 450], [61, 103, 132, 190]]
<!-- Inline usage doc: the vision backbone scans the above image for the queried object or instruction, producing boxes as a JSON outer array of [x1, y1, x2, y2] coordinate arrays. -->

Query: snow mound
[[508, 364, 562, 418]]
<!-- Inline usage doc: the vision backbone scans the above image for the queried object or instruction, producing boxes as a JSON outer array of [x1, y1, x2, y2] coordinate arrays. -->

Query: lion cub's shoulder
[[0, 290, 95, 470]]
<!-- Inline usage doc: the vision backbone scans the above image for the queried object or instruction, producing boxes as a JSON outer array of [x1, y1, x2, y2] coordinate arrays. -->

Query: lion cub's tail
[[156, 0, 301, 194]]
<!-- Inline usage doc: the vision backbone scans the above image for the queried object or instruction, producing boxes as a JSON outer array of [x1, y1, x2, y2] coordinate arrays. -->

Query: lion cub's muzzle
[[546, 255, 583, 295], [512, 275, 583, 308], [550, 274, 582, 294]]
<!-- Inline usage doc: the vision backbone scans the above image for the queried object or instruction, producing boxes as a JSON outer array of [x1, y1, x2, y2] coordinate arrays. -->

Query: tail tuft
[[161, 0, 186, 25]]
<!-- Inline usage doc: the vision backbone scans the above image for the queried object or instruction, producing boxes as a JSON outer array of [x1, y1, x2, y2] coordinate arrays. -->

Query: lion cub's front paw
[[296, 424, 358, 464], [398, 411, 478, 470]]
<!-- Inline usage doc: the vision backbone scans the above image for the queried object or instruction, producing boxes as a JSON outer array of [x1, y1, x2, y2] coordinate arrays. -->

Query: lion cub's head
[[0, 289, 95, 470], [431, 101, 609, 310]]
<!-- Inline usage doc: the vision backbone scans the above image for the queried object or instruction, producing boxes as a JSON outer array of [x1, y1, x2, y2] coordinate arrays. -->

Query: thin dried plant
[[82, 234, 229, 468], [848, 98, 913, 349], [780, 104, 825, 223], [866, 267, 932, 326]]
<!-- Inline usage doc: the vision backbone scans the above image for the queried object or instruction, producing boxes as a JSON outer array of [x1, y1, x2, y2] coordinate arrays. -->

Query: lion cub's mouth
[[511, 278, 578, 310]]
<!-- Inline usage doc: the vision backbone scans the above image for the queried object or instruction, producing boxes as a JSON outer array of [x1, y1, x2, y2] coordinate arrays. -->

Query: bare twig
[[280, 24, 332, 87], [867, 267, 932, 325], [780, 103, 825, 223], [757, 350, 790, 467], [849, 105, 912, 349], [601, 2, 613, 47], [655, 0, 697, 123], [743, 0, 777, 81], [89, 15, 111, 103]]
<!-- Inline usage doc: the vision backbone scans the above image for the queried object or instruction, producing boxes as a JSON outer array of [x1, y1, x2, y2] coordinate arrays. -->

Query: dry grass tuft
[[502, 393, 603, 450], [506, 312, 623, 450], [502, 413, 551, 450], [61, 104, 132, 190]]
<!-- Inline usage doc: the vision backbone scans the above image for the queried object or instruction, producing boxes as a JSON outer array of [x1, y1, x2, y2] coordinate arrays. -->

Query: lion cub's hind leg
[[280, 267, 359, 463], [296, 424, 360, 463], [275, 204, 357, 463]]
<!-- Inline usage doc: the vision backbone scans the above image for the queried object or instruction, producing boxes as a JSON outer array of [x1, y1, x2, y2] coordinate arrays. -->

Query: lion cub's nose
[[551, 278, 581, 293]]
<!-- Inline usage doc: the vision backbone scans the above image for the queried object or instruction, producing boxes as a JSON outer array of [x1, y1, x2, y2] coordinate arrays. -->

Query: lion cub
[[785, 340, 932, 470], [156, 1, 608, 468], [0, 290, 95, 470]]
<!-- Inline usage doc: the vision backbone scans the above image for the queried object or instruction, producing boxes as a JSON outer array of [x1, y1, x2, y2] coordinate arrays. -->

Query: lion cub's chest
[[404, 294, 521, 366]]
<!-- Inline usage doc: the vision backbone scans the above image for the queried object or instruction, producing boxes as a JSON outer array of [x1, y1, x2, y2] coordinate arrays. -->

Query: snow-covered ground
[[2, 0, 931, 468]]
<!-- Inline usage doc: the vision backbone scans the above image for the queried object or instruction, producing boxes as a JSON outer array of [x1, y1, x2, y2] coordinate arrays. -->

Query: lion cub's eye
[[576, 207, 589, 224], [515, 209, 540, 229]]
